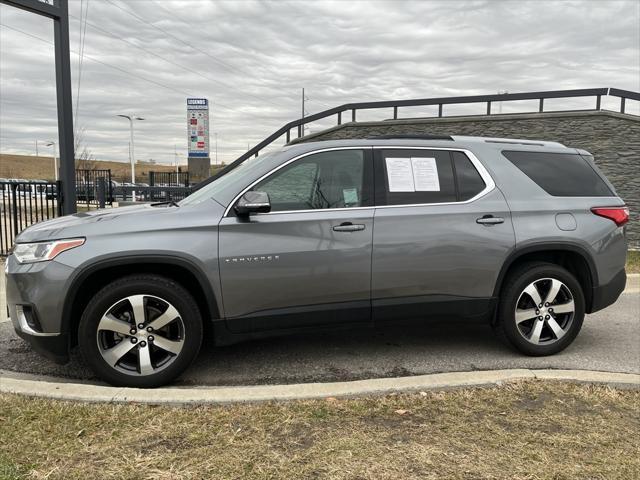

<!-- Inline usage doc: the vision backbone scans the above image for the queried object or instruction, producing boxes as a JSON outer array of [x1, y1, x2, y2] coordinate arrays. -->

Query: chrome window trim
[[373, 146, 495, 210], [223, 147, 368, 217], [223, 146, 495, 217]]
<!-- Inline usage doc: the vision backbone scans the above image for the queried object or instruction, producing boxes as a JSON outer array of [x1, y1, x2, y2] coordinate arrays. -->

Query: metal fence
[[149, 171, 189, 187], [0, 174, 193, 256], [76, 169, 113, 208], [113, 185, 192, 203], [1, 180, 61, 256]]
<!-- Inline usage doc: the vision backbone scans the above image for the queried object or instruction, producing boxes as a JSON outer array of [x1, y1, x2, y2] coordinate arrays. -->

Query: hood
[[16, 200, 224, 243]]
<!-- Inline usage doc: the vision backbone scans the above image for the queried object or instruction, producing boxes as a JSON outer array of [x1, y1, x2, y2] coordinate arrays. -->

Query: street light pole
[[117, 114, 144, 201], [45, 141, 58, 181]]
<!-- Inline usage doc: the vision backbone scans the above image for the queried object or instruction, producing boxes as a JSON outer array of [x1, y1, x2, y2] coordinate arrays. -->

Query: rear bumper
[[590, 268, 626, 313]]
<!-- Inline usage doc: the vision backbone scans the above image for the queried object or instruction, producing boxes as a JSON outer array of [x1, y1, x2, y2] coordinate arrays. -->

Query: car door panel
[[371, 148, 516, 322], [219, 210, 374, 331], [218, 148, 375, 333]]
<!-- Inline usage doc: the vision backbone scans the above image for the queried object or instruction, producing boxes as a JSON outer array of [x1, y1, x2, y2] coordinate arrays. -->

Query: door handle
[[476, 215, 505, 225], [333, 222, 366, 232]]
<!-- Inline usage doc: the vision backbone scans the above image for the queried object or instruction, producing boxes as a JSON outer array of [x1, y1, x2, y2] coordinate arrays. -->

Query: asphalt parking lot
[[1, 264, 638, 386]]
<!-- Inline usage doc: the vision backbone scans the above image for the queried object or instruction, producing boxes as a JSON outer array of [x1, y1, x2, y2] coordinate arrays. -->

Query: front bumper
[[13, 328, 70, 364], [5, 255, 74, 364], [590, 268, 626, 313]]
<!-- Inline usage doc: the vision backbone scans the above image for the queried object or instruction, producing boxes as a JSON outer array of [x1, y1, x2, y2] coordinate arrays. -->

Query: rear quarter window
[[452, 151, 486, 201], [502, 150, 613, 197]]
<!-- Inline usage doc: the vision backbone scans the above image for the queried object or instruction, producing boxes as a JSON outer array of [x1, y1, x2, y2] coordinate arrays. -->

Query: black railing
[[0, 180, 61, 256], [75, 169, 113, 208], [149, 171, 190, 187], [199, 87, 639, 189], [113, 185, 192, 203], [0, 179, 193, 256]]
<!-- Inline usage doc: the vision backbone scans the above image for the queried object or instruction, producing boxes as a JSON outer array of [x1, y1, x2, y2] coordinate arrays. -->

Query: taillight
[[591, 206, 629, 227]]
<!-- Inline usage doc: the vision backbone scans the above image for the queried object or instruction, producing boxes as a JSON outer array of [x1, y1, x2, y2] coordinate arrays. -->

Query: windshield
[[179, 152, 277, 207]]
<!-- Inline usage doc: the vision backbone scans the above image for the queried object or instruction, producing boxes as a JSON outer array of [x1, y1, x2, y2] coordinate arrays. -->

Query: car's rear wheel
[[78, 274, 203, 387], [495, 262, 585, 356]]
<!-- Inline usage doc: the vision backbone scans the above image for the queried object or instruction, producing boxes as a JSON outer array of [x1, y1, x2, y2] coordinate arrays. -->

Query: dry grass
[[627, 250, 640, 273], [1, 381, 638, 480], [0, 154, 182, 183]]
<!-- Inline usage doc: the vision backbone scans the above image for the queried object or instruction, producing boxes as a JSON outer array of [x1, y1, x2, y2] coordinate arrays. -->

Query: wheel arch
[[61, 254, 220, 344], [493, 242, 598, 313]]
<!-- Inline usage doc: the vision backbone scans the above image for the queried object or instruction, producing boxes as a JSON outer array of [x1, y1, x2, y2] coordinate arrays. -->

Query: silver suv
[[5, 137, 629, 387]]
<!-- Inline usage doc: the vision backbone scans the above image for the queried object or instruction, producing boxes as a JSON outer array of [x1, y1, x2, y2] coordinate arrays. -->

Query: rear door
[[218, 148, 375, 333], [371, 147, 515, 322]]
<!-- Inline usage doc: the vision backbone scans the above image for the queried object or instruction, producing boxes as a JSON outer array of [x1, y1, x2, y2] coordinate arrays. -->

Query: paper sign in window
[[343, 188, 359, 205], [411, 157, 440, 191], [385, 157, 440, 192], [385, 158, 415, 192]]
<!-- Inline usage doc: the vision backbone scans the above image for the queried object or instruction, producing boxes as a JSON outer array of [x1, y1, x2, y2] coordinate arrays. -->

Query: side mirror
[[234, 191, 271, 216]]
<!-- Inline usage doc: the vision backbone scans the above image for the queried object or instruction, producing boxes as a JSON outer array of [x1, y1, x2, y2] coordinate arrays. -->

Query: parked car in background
[[5, 136, 628, 387]]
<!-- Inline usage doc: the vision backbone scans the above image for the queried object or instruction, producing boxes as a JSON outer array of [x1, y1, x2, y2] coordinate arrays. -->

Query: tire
[[78, 274, 203, 388], [495, 262, 585, 356]]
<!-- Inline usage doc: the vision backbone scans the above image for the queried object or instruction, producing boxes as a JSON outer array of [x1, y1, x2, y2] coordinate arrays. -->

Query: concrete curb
[[625, 272, 639, 292], [1, 369, 638, 405]]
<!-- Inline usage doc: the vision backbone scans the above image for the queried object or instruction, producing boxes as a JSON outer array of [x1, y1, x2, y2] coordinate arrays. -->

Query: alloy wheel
[[96, 294, 185, 376], [514, 277, 575, 345]]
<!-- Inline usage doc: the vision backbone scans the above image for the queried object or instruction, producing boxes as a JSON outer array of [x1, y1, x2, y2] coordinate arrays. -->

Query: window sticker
[[385, 157, 415, 192], [385, 157, 440, 192], [411, 157, 440, 191], [343, 188, 359, 205]]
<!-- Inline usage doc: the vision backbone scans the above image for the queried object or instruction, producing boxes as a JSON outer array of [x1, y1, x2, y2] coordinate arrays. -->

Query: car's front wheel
[[495, 262, 585, 356], [78, 274, 203, 387]]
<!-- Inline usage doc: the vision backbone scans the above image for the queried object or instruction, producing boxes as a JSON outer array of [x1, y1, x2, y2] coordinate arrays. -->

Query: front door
[[218, 148, 375, 333]]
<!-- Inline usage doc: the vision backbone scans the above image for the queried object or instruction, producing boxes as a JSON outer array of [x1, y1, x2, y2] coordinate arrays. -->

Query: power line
[[112, 0, 304, 107], [103, 0, 259, 81], [0, 23, 196, 98], [74, 0, 90, 133], [65, 12, 280, 112]]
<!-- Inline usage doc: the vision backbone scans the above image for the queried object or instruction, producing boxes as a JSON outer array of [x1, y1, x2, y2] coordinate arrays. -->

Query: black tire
[[78, 274, 203, 388], [495, 262, 585, 356]]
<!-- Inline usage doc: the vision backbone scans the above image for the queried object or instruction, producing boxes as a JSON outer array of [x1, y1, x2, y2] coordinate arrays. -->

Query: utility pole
[[35, 140, 39, 157]]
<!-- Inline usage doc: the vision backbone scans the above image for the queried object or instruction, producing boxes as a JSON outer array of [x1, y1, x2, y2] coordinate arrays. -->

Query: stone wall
[[296, 111, 640, 247]]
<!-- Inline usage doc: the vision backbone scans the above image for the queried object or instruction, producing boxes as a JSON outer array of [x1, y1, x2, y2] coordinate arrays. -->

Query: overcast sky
[[1, 0, 639, 166]]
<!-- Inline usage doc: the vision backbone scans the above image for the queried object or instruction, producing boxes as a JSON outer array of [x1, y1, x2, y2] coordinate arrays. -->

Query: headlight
[[12, 238, 85, 264]]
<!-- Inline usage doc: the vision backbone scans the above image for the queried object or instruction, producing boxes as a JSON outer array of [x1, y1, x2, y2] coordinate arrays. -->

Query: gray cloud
[[1, 0, 638, 166]]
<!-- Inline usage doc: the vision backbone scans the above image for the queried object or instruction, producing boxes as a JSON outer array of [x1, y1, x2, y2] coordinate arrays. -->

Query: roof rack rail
[[366, 134, 454, 141], [484, 139, 545, 146], [482, 138, 565, 147]]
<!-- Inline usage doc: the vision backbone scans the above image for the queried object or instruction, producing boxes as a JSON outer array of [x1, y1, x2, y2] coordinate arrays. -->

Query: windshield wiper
[[151, 200, 180, 207]]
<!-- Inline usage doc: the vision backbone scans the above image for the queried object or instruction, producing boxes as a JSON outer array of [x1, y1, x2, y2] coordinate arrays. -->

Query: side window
[[503, 150, 613, 197], [253, 149, 371, 212], [452, 151, 486, 201], [377, 149, 456, 205]]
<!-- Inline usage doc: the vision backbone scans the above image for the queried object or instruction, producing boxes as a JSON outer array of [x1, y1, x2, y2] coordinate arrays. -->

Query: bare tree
[[75, 126, 98, 171]]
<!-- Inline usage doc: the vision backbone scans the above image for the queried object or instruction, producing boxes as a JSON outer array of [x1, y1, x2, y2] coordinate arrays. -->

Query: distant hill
[[0, 154, 186, 182]]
